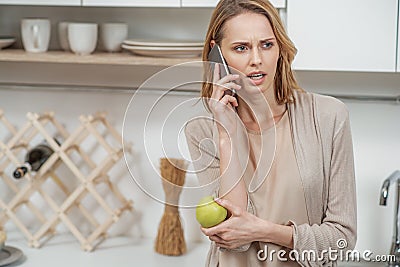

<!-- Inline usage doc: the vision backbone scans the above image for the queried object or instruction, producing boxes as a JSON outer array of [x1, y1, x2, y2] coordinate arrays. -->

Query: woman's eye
[[263, 42, 274, 49], [234, 45, 246, 52]]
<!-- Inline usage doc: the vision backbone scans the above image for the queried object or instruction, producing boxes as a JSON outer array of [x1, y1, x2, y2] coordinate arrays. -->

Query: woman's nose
[[250, 48, 262, 66]]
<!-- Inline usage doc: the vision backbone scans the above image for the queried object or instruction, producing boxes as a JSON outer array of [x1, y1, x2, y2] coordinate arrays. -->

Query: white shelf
[[0, 49, 204, 91], [0, 49, 201, 67]]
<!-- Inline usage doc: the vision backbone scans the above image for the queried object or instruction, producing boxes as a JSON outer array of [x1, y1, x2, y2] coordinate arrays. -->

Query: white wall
[[1, 70, 400, 256], [0, 84, 216, 243]]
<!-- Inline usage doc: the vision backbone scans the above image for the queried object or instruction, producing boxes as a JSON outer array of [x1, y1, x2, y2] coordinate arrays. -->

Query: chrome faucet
[[380, 170, 400, 266]]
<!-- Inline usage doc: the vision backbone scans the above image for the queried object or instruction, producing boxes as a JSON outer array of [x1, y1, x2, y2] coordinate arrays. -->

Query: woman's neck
[[236, 89, 286, 132]]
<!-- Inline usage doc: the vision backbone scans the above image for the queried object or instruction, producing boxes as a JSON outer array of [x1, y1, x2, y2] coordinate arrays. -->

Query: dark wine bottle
[[13, 139, 60, 179]]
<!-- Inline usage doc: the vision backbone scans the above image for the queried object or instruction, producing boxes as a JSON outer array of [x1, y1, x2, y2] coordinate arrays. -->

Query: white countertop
[[2, 231, 209, 267], [1, 231, 390, 267]]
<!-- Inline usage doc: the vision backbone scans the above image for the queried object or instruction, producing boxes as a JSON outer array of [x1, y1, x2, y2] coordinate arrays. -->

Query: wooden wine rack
[[0, 110, 133, 251]]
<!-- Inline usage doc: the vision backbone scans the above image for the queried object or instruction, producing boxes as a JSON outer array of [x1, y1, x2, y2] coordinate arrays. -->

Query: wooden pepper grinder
[[0, 225, 6, 248], [155, 158, 187, 256]]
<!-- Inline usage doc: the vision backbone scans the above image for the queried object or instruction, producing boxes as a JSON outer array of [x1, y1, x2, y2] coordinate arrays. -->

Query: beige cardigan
[[185, 90, 357, 267]]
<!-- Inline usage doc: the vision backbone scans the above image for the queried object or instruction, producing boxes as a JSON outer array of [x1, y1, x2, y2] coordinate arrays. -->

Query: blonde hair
[[201, 0, 302, 110]]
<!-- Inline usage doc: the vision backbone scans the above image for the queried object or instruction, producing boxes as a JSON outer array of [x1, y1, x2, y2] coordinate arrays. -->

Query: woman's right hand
[[209, 63, 241, 138]]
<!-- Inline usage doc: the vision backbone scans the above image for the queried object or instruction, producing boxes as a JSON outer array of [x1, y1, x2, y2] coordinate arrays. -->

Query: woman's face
[[219, 12, 280, 95]]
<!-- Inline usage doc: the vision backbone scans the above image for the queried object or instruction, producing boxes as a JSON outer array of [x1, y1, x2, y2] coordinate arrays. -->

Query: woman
[[185, 0, 357, 266]]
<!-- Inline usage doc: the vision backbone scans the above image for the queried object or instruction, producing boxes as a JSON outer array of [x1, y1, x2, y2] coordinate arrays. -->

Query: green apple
[[196, 196, 227, 228]]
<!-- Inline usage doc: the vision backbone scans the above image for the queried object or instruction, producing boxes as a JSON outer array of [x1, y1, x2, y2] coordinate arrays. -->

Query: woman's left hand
[[201, 198, 267, 250]]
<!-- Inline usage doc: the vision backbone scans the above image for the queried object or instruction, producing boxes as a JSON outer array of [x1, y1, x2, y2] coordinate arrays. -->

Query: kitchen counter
[[2, 230, 394, 267], [3, 231, 209, 267]]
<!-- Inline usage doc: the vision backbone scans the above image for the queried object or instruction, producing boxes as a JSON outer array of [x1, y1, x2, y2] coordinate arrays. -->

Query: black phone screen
[[208, 44, 230, 78]]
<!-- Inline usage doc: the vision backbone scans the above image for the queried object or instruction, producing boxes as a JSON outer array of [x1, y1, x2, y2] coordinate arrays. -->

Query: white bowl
[[0, 37, 16, 50], [68, 23, 98, 56], [100, 23, 128, 52]]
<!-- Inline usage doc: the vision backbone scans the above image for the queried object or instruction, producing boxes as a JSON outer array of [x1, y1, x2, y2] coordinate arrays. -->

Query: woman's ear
[[210, 40, 216, 48]]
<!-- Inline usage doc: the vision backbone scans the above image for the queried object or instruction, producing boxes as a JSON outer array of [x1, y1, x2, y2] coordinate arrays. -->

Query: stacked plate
[[122, 39, 204, 58]]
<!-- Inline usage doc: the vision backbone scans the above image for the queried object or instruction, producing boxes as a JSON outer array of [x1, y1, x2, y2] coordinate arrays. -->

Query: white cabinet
[[182, 0, 286, 8], [0, 0, 80, 5], [0, 0, 285, 8], [181, 0, 218, 7], [82, 0, 180, 7], [287, 0, 398, 72], [398, 1, 400, 72]]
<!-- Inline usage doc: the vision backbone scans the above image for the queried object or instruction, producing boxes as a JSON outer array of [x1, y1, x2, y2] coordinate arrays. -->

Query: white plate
[[0, 37, 15, 50], [0, 246, 23, 266], [123, 39, 204, 47], [122, 44, 202, 58]]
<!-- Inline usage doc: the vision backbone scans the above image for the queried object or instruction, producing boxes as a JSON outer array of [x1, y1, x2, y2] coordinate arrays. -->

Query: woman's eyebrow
[[260, 37, 276, 42], [230, 37, 276, 45], [230, 41, 250, 45]]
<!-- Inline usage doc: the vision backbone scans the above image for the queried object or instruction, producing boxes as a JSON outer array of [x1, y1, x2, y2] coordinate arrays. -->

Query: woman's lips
[[247, 74, 266, 86]]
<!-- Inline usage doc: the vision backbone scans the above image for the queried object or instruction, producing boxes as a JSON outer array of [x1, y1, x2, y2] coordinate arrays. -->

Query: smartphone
[[207, 44, 237, 97]]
